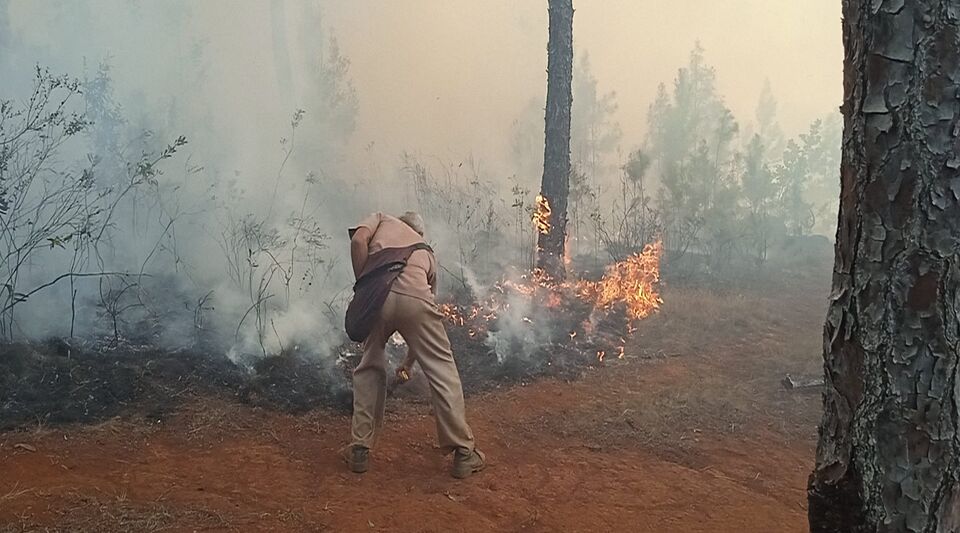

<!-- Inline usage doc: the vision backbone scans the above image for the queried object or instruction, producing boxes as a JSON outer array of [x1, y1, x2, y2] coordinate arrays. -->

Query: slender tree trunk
[[809, 2, 960, 531], [535, 0, 573, 280]]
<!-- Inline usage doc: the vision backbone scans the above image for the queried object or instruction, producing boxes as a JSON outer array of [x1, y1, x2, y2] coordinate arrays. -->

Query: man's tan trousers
[[350, 291, 475, 453]]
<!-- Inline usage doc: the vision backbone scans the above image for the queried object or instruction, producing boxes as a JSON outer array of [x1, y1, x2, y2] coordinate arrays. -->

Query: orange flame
[[438, 240, 664, 364], [576, 240, 664, 321], [533, 194, 552, 235]]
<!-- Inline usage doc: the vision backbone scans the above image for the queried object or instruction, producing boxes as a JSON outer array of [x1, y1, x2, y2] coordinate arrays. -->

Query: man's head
[[399, 211, 425, 236]]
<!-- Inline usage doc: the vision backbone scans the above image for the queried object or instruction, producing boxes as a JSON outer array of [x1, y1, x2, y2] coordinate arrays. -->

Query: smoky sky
[[3, 0, 842, 181], [325, 0, 842, 166], [0, 0, 843, 346]]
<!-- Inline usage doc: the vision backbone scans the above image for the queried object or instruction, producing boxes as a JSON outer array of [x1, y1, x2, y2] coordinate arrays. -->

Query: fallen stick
[[781, 373, 824, 390]]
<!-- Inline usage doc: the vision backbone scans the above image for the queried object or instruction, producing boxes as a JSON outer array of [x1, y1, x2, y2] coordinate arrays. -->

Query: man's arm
[[350, 226, 373, 279], [427, 253, 438, 297]]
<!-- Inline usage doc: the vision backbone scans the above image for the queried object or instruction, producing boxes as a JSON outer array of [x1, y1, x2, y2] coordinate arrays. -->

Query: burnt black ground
[[1, 246, 827, 432], [0, 293, 620, 430], [0, 244, 701, 432], [0, 340, 245, 430], [0, 251, 833, 434], [0, 339, 365, 429]]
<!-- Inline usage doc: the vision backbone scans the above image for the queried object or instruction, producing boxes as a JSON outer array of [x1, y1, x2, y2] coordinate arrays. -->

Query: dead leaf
[[14, 443, 37, 453]]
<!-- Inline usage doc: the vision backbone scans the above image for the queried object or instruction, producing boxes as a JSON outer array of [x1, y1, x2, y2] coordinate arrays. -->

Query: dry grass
[[0, 491, 234, 533], [0, 416, 166, 458], [636, 283, 821, 357], [0, 484, 33, 507], [177, 397, 250, 441], [529, 279, 826, 456], [1, 490, 332, 533]]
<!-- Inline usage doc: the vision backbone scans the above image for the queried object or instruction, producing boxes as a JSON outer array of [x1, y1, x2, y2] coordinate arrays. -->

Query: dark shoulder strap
[[355, 242, 434, 286], [411, 242, 434, 254]]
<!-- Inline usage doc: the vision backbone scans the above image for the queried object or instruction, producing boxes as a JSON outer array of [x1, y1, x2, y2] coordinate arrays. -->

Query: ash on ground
[[1, 279, 648, 430]]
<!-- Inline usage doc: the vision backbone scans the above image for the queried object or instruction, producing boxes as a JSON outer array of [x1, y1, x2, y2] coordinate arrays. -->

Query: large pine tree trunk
[[536, 0, 573, 280], [809, 2, 960, 531]]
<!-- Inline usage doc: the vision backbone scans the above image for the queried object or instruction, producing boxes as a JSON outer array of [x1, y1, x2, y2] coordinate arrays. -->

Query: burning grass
[[0, 242, 664, 431], [439, 240, 662, 383]]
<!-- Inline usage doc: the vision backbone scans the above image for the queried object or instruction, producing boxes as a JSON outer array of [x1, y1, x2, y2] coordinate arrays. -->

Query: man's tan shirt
[[350, 212, 437, 303]]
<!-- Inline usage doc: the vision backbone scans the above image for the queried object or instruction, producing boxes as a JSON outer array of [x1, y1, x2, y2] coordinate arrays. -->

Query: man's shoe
[[451, 448, 486, 479], [344, 445, 369, 474]]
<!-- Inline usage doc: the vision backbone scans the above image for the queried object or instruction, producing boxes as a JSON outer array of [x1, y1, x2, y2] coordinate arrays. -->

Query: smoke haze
[[325, 0, 842, 163], [0, 0, 842, 352]]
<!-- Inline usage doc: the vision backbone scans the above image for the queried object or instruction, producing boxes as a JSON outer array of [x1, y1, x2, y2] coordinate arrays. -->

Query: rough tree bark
[[809, 2, 960, 532], [535, 0, 573, 280]]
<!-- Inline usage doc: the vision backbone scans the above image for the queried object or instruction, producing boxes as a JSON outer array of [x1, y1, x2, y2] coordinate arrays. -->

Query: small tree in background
[[647, 44, 741, 269], [571, 52, 622, 182], [589, 148, 660, 262], [740, 135, 778, 266], [0, 69, 186, 340], [755, 79, 785, 157]]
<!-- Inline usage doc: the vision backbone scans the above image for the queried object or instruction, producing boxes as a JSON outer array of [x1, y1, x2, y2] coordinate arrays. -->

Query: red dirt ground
[[0, 274, 827, 532]]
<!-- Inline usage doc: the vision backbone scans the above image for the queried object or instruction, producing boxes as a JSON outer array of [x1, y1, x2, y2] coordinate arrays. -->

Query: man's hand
[[350, 226, 373, 279], [395, 352, 416, 383]]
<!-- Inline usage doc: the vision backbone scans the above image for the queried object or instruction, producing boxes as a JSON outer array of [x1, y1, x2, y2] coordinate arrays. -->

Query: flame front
[[439, 239, 664, 363], [533, 194, 552, 235], [577, 240, 664, 321]]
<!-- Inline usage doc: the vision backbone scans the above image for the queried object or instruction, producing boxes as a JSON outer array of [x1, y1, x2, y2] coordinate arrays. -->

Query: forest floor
[[0, 264, 828, 532]]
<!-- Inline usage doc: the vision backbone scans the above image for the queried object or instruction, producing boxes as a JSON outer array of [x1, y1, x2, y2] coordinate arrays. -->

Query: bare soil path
[[0, 276, 827, 532]]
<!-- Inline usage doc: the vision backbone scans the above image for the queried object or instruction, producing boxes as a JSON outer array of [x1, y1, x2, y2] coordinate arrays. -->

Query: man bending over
[[345, 211, 485, 479]]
